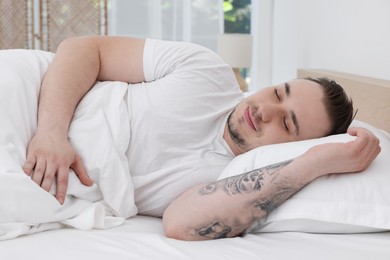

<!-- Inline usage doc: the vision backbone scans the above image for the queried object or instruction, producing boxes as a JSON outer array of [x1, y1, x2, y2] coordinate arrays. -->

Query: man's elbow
[[163, 222, 186, 240], [162, 184, 209, 241], [162, 211, 195, 241]]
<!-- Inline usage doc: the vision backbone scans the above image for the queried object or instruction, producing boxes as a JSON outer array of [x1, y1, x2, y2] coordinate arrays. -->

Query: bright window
[[223, 0, 252, 90]]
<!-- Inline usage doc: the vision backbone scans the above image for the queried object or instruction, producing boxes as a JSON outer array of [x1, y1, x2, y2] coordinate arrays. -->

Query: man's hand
[[20, 36, 145, 205], [304, 127, 381, 177], [23, 132, 93, 204]]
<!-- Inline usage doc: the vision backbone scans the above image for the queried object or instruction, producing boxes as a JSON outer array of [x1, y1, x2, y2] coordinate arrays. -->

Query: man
[[22, 36, 380, 240]]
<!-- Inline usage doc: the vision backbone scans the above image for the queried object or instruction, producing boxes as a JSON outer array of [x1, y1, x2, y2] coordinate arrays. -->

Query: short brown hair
[[305, 77, 354, 135]]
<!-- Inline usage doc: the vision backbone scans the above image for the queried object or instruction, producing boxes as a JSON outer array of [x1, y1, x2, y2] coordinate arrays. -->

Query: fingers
[[24, 151, 58, 191], [23, 146, 91, 205], [41, 162, 57, 192], [23, 154, 36, 176], [55, 167, 69, 205], [360, 137, 381, 170], [55, 155, 93, 204], [31, 157, 47, 186], [54, 156, 92, 204], [346, 127, 381, 172], [347, 127, 358, 136], [71, 155, 93, 186], [23, 133, 93, 205]]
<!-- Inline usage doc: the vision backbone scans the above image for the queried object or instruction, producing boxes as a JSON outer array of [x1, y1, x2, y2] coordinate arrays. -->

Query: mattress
[[1, 215, 390, 260]]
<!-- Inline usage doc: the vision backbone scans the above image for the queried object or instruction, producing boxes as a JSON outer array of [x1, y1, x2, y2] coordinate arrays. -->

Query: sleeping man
[[19, 36, 380, 240]]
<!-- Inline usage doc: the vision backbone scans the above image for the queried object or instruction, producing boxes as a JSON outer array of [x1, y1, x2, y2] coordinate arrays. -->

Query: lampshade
[[217, 33, 253, 68]]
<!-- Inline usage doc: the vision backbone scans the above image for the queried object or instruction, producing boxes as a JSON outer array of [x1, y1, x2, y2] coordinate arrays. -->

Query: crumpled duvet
[[0, 49, 137, 240]]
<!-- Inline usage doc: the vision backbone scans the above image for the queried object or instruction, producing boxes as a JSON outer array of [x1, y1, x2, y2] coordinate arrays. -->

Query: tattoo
[[253, 181, 296, 214], [225, 170, 265, 195], [194, 160, 297, 239], [196, 221, 232, 239], [224, 160, 292, 196], [199, 183, 217, 195]]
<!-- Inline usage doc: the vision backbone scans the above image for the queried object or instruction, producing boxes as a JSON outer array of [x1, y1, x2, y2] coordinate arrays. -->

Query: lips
[[244, 107, 256, 131]]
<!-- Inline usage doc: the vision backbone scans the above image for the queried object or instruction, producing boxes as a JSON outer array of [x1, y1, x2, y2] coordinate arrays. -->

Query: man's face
[[224, 79, 332, 155]]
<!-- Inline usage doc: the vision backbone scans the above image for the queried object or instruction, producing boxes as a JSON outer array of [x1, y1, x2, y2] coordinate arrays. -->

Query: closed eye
[[274, 88, 281, 101], [283, 117, 289, 132]]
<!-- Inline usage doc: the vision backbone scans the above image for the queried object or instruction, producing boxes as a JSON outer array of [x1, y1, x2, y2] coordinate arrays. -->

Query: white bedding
[[0, 50, 137, 239], [1, 215, 390, 260], [1, 49, 390, 258]]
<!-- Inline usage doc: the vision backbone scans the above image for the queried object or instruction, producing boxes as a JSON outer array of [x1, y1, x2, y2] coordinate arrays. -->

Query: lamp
[[217, 33, 253, 92]]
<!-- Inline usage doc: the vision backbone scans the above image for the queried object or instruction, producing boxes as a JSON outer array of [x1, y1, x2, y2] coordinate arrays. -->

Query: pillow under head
[[218, 120, 390, 233]]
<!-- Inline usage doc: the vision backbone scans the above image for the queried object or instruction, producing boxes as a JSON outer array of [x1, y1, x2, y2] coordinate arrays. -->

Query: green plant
[[223, 0, 251, 33]]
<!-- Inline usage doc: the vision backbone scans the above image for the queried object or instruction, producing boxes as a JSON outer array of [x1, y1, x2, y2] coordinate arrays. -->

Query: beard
[[226, 109, 249, 151]]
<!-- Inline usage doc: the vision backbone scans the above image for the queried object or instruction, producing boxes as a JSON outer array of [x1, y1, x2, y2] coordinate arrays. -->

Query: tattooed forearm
[[191, 159, 299, 239], [224, 159, 293, 196]]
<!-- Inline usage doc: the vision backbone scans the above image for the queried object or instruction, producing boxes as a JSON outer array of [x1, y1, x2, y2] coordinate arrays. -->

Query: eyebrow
[[290, 111, 300, 136], [284, 82, 291, 96], [285, 82, 300, 136]]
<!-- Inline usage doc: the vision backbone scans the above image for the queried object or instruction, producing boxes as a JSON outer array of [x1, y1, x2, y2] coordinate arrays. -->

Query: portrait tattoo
[[224, 160, 293, 196], [196, 221, 232, 239]]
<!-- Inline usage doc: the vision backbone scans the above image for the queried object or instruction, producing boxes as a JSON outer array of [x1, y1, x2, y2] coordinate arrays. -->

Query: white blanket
[[0, 50, 137, 240]]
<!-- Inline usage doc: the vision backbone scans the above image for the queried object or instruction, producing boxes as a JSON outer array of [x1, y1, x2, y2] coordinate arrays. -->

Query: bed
[[1, 50, 390, 259]]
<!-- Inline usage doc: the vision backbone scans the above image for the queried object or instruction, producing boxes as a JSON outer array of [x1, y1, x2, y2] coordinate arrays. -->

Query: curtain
[[0, 0, 107, 52], [1, 0, 266, 89], [0, 0, 32, 49], [41, 0, 107, 52], [108, 0, 222, 52], [107, 0, 269, 90]]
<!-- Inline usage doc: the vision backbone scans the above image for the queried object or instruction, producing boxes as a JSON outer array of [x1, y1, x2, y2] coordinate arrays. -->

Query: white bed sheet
[[1, 215, 389, 260]]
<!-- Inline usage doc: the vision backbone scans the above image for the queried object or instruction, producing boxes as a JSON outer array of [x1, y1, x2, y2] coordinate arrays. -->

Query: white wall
[[271, 0, 390, 84], [250, 0, 274, 90]]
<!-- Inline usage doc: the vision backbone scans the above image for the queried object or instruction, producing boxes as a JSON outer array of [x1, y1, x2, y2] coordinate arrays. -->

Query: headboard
[[297, 69, 390, 132]]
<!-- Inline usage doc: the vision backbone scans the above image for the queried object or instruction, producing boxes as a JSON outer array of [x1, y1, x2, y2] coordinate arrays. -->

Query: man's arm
[[163, 127, 381, 240], [23, 36, 145, 204]]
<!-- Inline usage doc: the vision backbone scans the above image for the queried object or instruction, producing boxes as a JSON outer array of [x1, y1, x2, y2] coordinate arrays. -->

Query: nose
[[259, 103, 283, 122]]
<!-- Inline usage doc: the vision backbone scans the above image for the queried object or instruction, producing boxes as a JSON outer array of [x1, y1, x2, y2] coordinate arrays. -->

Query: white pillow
[[218, 120, 390, 233]]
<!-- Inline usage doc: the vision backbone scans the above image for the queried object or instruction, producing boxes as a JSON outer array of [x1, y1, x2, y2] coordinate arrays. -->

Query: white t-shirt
[[127, 39, 244, 216]]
